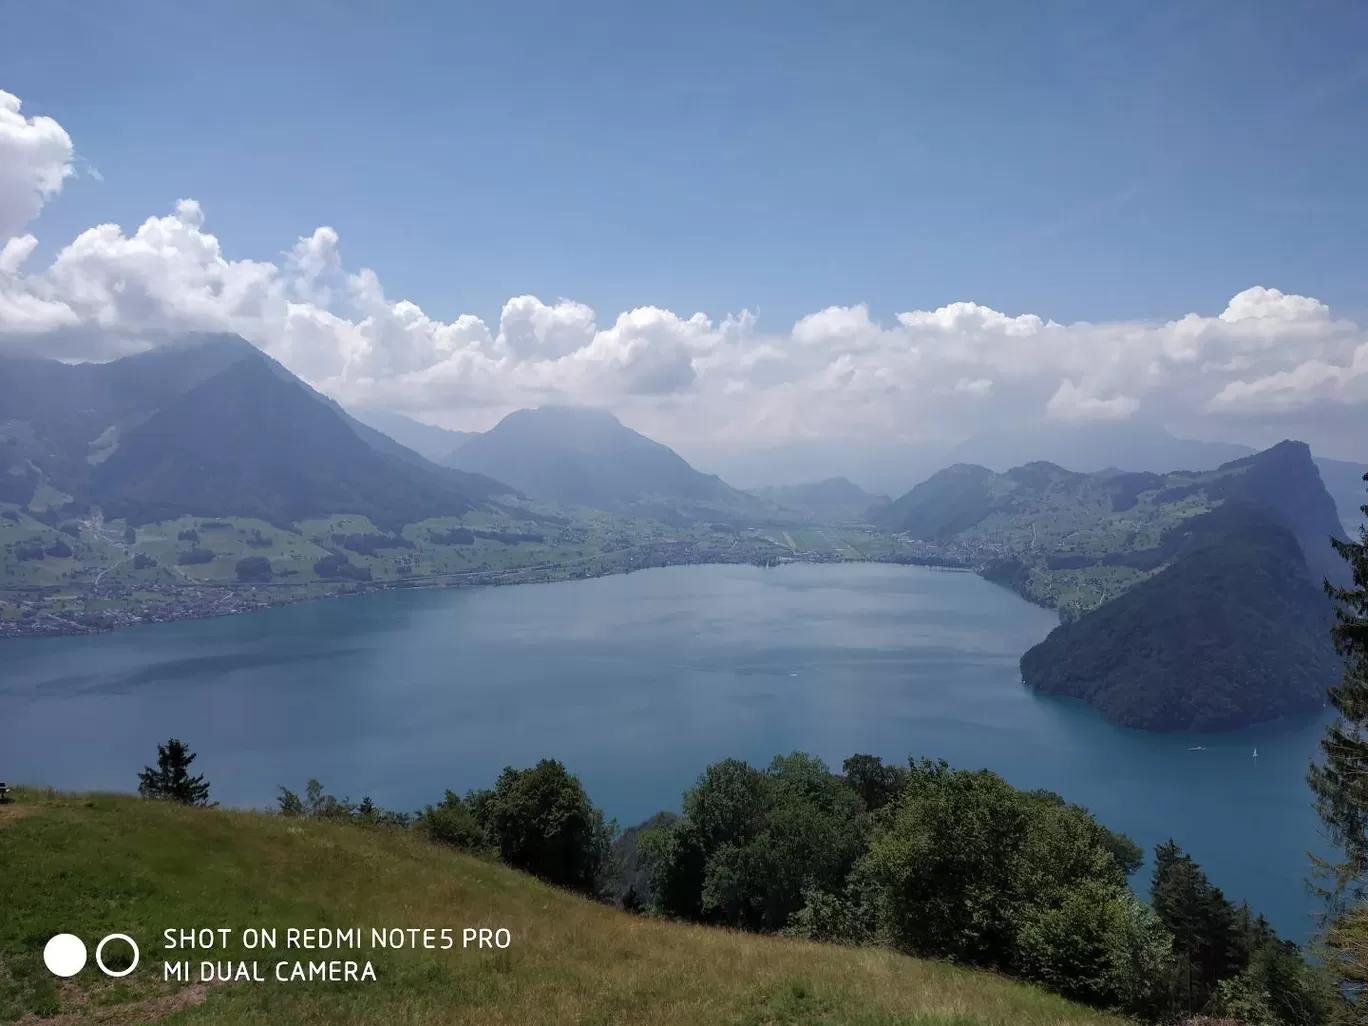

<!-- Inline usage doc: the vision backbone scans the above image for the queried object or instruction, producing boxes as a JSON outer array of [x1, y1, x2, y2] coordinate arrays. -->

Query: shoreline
[[1, 551, 990, 641]]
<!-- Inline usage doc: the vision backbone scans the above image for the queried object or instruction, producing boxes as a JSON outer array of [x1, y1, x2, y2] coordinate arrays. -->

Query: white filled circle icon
[[43, 934, 87, 977]]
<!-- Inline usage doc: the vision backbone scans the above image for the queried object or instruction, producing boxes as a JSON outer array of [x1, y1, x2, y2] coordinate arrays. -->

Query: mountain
[[751, 477, 890, 521], [873, 441, 1346, 578], [444, 405, 760, 517], [869, 463, 1001, 540], [943, 421, 1257, 476], [876, 442, 1346, 731], [347, 407, 477, 464], [0, 334, 511, 528], [682, 438, 941, 498], [1020, 503, 1338, 731], [941, 421, 1367, 532]]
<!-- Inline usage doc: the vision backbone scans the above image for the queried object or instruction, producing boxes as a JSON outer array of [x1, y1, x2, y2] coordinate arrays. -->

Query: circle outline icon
[[43, 934, 88, 977], [95, 934, 140, 978]]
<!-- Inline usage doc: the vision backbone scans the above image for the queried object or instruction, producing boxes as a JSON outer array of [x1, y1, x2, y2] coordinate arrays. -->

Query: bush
[[1014, 878, 1172, 1012], [132, 553, 157, 570], [277, 779, 410, 828], [418, 791, 488, 852], [177, 528, 199, 543], [177, 548, 214, 565], [43, 540, 72, 558]]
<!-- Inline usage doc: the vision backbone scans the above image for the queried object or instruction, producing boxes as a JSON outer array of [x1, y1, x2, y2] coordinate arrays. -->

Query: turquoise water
[[0, 562, 1329, 940]]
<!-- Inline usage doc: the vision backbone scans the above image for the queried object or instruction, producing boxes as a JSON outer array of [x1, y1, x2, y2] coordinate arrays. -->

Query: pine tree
[[137, 738, 213, 806], [1308, 472, 1368, 1003], [1150, 840, 1247, 1017]]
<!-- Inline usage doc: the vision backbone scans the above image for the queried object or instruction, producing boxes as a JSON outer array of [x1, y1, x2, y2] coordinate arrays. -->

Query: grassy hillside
[[0, 789, 1128, 1026]]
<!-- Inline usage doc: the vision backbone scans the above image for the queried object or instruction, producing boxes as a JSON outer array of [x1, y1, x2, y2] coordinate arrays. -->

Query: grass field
[[0, 789, 1130, 1026]]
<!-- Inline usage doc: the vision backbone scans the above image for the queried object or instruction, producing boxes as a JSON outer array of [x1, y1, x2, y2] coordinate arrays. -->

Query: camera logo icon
[[43, 933, 140, 978]]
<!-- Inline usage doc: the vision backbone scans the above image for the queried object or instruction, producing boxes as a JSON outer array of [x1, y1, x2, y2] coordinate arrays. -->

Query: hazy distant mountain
[[944, 421, 1255, 475], [0, 334, 511, 528], [751, 478, 890, 521], [347, 408, 477, 464], [683, 439, 939, 498], [446, 406, 756, 515]]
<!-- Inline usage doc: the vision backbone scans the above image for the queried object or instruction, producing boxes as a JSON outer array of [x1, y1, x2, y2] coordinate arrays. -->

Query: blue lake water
[[0, 562, 1330, 940]]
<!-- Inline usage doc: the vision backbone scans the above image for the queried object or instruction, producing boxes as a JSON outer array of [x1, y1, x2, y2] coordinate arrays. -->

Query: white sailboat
[[1253, 748, 1259, 758]]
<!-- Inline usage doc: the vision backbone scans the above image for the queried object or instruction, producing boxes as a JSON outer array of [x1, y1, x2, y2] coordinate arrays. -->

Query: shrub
[[418, 791, 488, 852]]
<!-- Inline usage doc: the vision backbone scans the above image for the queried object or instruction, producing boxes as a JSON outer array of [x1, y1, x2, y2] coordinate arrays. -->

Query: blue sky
[[4, 0, 1366, 330]]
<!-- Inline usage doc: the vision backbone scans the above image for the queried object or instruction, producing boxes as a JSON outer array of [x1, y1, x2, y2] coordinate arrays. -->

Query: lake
[[0, 562, 1329, 940]]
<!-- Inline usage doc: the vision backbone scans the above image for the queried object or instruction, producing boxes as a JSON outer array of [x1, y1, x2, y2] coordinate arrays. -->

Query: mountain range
[[750, 478, 890, 521], [689, 422, 1367, 531]]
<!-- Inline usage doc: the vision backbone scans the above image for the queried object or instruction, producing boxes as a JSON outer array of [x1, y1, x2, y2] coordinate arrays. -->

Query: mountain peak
[[448, 406, 748, 513]]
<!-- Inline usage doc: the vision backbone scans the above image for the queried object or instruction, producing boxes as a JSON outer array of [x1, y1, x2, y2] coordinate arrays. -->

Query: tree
[[1309, 471, 1368, 1008], [235, 555, 272, 582], [1149, 840, 1244, 1015], [841, 753, 907, 813], [137, 738, 213, 806], [643, 754, 867, 933], [470, 759, 614, 897]]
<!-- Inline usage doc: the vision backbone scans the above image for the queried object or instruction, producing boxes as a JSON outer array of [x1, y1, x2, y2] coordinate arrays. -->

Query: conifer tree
[[1309, 472, 1368, 1003], [137, 737, 213, 806]]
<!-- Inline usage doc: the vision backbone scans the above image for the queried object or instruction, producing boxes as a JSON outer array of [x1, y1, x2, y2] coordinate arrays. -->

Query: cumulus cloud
[[2, 88, 1368, 457], [0, 91, 74, 241]]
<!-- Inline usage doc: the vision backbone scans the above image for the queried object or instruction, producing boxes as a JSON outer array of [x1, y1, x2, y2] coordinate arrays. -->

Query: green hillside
[[1020, 504, 1341, 730], [0, 789, 1126, 1026]]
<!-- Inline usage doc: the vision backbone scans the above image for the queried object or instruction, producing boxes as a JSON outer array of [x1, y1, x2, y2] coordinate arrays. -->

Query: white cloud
[[0, 91, 74, 241], [2, 88, 1368, 457], [1046, 379, 1142, 422]]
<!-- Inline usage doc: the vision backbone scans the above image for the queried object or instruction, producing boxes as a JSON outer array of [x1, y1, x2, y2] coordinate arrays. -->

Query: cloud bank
[[2, 86, 1367, 455]]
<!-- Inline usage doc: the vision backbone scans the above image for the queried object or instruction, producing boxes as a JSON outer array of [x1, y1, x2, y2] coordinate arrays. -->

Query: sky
[[1, 0, 1367, 464]]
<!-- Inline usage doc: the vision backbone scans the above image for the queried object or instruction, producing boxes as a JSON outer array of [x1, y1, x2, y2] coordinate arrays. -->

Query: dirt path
[[17, 983, 215, 1026]]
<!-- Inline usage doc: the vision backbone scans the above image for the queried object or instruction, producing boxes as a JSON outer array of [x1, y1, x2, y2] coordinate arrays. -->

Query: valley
[[1, 334, 1360, 735]]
